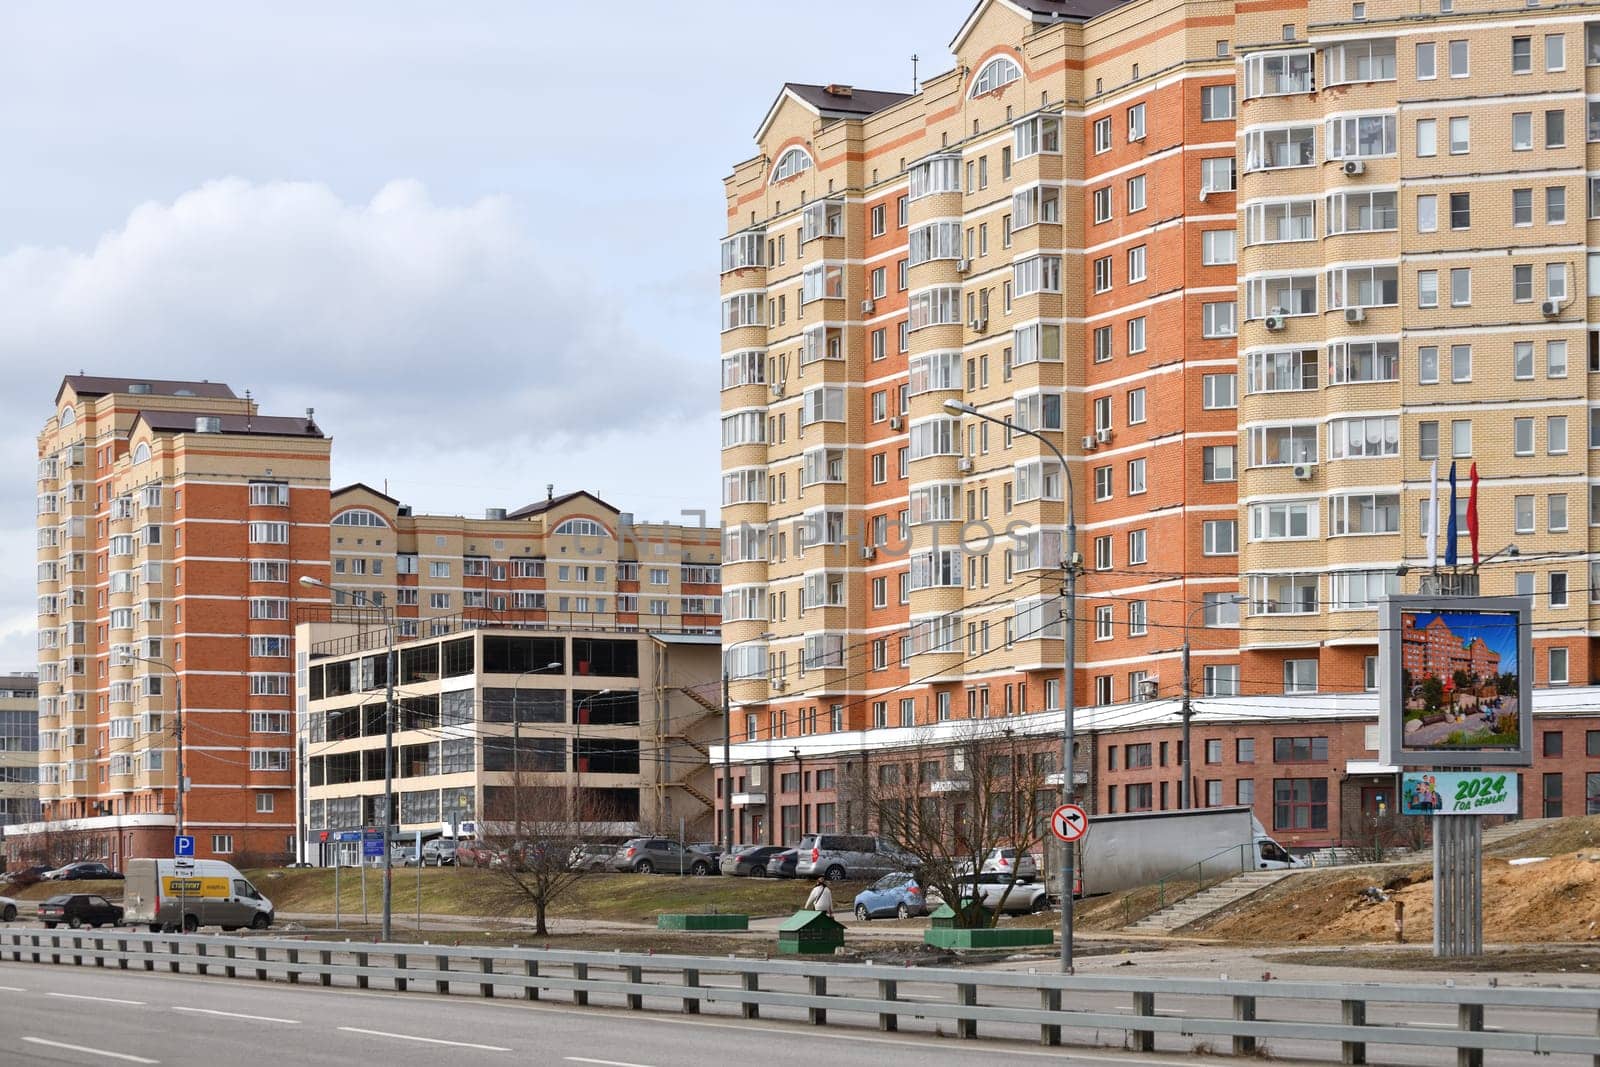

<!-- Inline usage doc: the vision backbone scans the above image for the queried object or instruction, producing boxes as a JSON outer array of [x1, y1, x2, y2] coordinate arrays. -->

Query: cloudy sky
[[0, 1, 972, 668]]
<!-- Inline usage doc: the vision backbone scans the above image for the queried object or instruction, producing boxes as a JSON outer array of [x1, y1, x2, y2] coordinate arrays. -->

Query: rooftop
[[782, 82, 914, 119], [56, 375, 237, 405], [133, 409, 324, 439]]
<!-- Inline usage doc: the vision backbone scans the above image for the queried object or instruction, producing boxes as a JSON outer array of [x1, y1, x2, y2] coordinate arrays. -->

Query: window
[[1202, 373, 1237, 409], [1544, 772, 1565, 818], [1550, 647, 1570, 687], [1548, 262, 1569, 301], [1128, 244, 1147, 281], [1547, 108, 1567, 148], [1200, 157, 1236, 193], [1448, 39, 1468, 77], [1449, 192, 1470, 229], [1327, 113, 1396, 158], [1416, 41, 1436, 79], [1327, 416, 1398, 459], [1244, 50, 1314, 97], [1203, 520, 1237, 556], [1450, 269, 1471, 308], [1202, 302, 1236, 337], [211, 835, 234, 855], [1547, 186, 1566, 224], [1417, 270, 1438, 308], [1128, 317, 1146, 354], [1513, 111, 1533, 151], [1205, 665, 1240, 696], [1512, 35, 1532, 74], [1415, 118, 1437, 157], [1273, 778, 1328, 830], [1092, 187, 1112, 223], [1201, 84, 1233, 119], [1203, 445, 1236, 482], [1201, 230, 1235, 265], [1451, 418, 1471, 457], [1127, 102, 1146, 140], [1247, 349, 1318, 392], [1093, 116, 1113, 153], [248, 522, 288, 545]]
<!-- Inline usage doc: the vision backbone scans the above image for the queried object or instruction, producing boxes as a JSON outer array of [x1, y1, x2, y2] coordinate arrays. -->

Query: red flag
[[1467, 462, 1480, 568]]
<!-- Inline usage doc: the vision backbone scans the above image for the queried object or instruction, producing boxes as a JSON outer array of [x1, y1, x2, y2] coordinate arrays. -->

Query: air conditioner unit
[[956, 259, 971, 274], [1081, 435, 1098, 451], [1342, 159, 1366, 176], [862, 299, 876, 314], [772, 680, 787, 692], [971, 316, 988, 332], [1292, 463, 1316, 481], [1541, 299, 1561, 318], [1344, 306, 1367, 324], [1095, 427, 1113, 444], [1264, 315, 1286, 332], [771, 381, 786, 397], [957, 458, 974, 472], [861, 546, 877, 561], [889, 416, 902, 431]]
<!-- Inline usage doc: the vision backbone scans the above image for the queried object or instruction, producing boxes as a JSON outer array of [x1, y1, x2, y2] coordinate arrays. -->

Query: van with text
[[123, 858, 274, 933]]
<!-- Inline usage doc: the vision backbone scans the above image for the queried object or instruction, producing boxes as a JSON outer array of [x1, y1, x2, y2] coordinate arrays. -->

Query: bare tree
[[12, 824, 109, 874], [476, 777, 610, 936], [846, 722, 1054, 929]]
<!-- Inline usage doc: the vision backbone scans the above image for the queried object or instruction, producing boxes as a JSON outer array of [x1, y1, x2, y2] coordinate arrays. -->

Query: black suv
[[39, 894, 123, 929]]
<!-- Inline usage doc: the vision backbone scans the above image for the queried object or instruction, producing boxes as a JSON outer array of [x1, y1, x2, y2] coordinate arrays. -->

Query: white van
[[123, 858, 274, 933]]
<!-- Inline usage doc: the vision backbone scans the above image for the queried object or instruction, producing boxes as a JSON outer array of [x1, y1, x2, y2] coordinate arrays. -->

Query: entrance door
[[1360, 786, 1389, 820], [749, 811, 765, 844]]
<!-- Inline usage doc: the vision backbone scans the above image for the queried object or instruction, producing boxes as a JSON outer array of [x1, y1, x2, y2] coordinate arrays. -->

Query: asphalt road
[[0, 958, 1238, 1067]]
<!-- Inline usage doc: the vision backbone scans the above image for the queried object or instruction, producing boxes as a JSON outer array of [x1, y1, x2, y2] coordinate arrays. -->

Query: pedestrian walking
[[804, 877, 834, 915]]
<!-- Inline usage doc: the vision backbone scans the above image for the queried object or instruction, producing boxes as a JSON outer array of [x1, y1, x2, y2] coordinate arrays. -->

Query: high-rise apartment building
[[0, 674, 41, 832], [717, 0, 1600, 844], [327, 484, 722, 637], [26, 376, 330, 865]]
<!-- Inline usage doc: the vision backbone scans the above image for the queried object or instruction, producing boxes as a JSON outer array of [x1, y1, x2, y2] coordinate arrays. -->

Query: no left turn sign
[[1051, 803, 1088, 843]]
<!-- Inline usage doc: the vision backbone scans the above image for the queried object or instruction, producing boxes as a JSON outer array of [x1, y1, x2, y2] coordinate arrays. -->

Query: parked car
[[568, 843, 615, 872], [611, 838, 716, 876], [0, 865, 49, 887], [957, 847, 1039, 881], [456, 841, 500, 868], [420, 839, 458, 867], [38, 893, 123, 929], [43, 861, 122, 881], [719, 845, 787, 878], [388, 844, 418, 866], [0, 895, 17, 922], [956, 872, 1050, 914], [765, 849, 800, 879], [852, 872, 928, 920], [795, 834, 919, 882]]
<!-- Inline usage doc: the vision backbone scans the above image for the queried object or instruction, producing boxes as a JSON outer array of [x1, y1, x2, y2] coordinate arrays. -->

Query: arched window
[[331, 508, 389, 528], [553, 518, 609, 538], [59, 407, 76, 427], [130, 442, 151, 465], [970, 56, 1021, 96], [769, 147, 813, 183]]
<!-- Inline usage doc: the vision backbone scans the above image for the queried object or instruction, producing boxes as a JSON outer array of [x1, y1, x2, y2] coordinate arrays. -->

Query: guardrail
[[3, 929, 1599, 1064]]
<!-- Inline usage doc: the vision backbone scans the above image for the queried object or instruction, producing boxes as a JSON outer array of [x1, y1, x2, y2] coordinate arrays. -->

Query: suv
[[611, 838, 715, 876], [420, 839, 458, 867], [795, 834, 917, 882]]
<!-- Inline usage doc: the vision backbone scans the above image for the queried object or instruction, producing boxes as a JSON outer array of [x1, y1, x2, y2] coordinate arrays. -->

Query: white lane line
[[21, 1037, 158, 1064], [337, 1026, 511, 1052], [0, 985, 25, 992], [566, 1059, 656, 1067], [46, 991, 145, 1006], [172, 1005, 300, 1024]]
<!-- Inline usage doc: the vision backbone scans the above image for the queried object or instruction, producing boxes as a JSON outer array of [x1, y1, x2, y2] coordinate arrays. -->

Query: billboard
[[1399, 771, 1520, 816], [1379, 595, 1533, 768]]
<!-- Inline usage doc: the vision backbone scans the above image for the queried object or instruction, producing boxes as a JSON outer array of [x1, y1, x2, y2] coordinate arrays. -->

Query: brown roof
[[56, 375, 236, 405], [133, 410, 324, 438], [332, 482, 399, 505], [782, 83, 914, 119], [507, 489, 619, 521], [1008, 0, 1132, 18]]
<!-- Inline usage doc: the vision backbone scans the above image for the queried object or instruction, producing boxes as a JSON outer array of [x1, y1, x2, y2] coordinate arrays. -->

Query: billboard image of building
[[1398, 610, 1519, 751]]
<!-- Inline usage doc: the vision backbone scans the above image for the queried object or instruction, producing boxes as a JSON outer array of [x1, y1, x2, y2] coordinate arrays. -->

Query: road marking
[[172, 1005, 299, 1024], [0, 985, 25, 992], [46, 991, 145, 1005], [566, 1059, 656, 1067], [337, 1026, 511, 1052], [22, 1037, 159, 1063]]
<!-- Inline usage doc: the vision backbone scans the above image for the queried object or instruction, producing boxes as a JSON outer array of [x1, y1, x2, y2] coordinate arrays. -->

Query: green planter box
[[924, 926, 1054, 950], [776, 909, 845, 955], [657, 913, 749, 931]]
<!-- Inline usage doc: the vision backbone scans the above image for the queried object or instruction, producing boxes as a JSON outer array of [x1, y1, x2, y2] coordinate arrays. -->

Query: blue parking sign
[[173, 835, 195, 857]]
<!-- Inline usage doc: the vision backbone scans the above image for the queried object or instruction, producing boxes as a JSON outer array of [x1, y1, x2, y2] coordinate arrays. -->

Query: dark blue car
[[851, 872, 927, 920]]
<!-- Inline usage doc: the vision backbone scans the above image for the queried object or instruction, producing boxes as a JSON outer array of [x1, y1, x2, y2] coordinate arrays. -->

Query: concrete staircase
[[1126, 869, 1299, 933]]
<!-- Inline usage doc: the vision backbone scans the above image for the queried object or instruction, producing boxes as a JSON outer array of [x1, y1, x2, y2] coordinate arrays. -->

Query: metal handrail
[[1123, 840, 1255, 926]]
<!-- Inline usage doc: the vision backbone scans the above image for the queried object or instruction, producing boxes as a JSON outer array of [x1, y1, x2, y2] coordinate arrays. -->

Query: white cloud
[[0, 178, 718, 670]]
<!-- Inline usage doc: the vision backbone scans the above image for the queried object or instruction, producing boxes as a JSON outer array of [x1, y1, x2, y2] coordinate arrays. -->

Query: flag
[[1444, 462, 1458, 568], [1467, 462, 1481, 569], [1425, 459, 1439, 569]]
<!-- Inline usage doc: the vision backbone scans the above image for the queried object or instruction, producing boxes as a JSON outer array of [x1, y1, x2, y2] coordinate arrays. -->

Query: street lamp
[[573, 688, 611, 827], [791, 746, 804, 838], [510, 662, 564, 832], [120, 652, 184, 839], [722, 631, 775, 855], [945, 397, 1080, 973], [301, 575, 396, 942], [1181, 595, 1245, 810]]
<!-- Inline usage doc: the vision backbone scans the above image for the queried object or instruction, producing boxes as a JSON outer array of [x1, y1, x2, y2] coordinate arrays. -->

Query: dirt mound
[[1201, 853, 1600, 944]]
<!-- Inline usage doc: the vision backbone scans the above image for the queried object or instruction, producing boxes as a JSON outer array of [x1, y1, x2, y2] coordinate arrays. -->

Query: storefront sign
[[1400, 771, 1519, 816]]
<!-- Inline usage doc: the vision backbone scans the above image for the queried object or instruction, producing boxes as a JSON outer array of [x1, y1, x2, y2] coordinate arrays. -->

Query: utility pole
[[791, 747, 804, 838], [1182, 596, 1243, 810]]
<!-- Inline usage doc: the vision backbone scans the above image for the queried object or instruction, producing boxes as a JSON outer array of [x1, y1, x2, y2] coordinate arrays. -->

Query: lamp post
[[946, 398, 1080, 973], [122, 654, 184, 838], [1182, 595, 1245, 810], [791, 746, 804, 838], [573, 689, 610, 827], [301, 575, 395, 942], [722, 632, 775, 856], [511, 662, 563, 833]]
